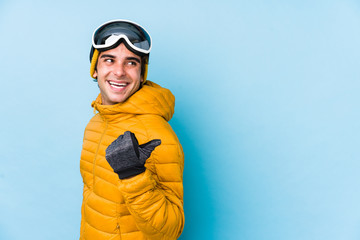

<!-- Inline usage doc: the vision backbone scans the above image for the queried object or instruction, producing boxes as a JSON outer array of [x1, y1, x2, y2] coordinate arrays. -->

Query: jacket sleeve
[[118, 141, 184, 240]]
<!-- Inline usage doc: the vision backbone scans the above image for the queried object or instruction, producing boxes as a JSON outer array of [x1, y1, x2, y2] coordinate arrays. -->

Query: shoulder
[[134, 114, 184, 165], [84, 114, 103, 133], [136, 114, 180, 146]]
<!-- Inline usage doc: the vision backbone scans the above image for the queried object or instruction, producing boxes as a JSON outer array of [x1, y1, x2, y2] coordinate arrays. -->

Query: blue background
[[1, 0, 360, 239]]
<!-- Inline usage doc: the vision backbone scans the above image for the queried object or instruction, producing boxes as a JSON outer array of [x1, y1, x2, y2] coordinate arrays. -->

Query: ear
[[92, 70, 97, 78]]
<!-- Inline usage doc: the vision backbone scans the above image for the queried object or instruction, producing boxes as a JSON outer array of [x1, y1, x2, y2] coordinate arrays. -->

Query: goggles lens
[[92, 20, 152, 54]]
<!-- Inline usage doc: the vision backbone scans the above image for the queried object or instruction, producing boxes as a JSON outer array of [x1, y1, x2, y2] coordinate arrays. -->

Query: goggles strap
[[90, 49, 99, 78], [142, 63, 148, 85]]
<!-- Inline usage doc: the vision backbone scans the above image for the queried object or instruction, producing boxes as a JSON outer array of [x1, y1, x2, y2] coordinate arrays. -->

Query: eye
[[127, 61, 137, 66], [105, 58, 114, 63]]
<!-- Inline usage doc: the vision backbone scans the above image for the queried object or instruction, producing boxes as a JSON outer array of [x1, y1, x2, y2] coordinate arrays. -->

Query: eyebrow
[[126, 57, 141, 63], [100, 54, 115, 59], [99, 55, 141, 63]]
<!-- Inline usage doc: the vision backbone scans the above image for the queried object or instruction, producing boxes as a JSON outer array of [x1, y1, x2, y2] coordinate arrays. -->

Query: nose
[[113, 62, 126, 77]]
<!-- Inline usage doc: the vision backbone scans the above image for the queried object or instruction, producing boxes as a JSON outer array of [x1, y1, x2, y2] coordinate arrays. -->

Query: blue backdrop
[[1, 0, 360, 239]]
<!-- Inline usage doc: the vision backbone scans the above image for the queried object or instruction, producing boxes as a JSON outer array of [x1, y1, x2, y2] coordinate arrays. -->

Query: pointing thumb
[[138, 139, 161, 161]]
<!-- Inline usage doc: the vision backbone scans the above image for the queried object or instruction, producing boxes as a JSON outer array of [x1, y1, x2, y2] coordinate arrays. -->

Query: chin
[[111, 97, 127, 104]]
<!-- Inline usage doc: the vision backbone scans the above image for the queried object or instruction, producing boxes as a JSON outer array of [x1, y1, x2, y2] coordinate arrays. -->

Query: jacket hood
[[92, 80, 175, 122]]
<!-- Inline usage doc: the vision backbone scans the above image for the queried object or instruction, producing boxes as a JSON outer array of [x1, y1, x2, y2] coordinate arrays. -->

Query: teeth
[[109, 81, 127, 87]]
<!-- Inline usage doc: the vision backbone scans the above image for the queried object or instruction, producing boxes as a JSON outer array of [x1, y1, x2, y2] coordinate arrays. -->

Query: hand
[[105, 131, 161, 179]]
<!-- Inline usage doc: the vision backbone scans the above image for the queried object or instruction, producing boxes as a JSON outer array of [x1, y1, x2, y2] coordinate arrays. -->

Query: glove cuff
[[116, 165, 146, 179]]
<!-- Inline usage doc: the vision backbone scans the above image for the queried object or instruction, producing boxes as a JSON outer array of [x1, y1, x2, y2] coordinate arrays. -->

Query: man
[[79, 19, 185, 240]]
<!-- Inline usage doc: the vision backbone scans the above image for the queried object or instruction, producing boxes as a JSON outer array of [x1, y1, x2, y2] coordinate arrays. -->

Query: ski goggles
[[91, 19, 152, 55]]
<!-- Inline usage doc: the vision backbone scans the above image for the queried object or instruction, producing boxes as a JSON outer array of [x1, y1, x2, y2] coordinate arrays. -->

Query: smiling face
[[93, 43, 143, 105]]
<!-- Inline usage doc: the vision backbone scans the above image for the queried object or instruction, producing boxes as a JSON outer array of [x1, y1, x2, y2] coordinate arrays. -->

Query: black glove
[[105, 131, 161, 179]]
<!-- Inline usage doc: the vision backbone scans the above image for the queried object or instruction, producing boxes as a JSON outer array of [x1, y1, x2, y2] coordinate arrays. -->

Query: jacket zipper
[[91, 118, 122, 237], [82, 117, 108, 238], [93, 119, 108, 187]]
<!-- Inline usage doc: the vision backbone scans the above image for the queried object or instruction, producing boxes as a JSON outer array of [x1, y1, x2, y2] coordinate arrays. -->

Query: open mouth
[[108, 81, 128, 89]]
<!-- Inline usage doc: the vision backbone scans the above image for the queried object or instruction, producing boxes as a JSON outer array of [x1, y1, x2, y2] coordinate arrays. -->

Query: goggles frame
[[91, 19, 152, 55]]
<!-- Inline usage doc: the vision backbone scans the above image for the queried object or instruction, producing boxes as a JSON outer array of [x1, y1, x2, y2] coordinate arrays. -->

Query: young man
[[79, 20, 185, 240]]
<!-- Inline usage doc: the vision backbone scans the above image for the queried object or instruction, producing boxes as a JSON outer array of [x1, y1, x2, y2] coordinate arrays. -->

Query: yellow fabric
[[142, 63, 148, 85], [79, 81, 185, 240], [90, 49, 99, 78]]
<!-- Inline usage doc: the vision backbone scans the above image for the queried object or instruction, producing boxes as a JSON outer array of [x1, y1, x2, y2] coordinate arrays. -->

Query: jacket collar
[[91, 80, 175, 122]]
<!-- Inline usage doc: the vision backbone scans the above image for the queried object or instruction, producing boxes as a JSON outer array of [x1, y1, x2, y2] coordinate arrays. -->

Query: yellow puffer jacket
[[79, 81, 184, 240]]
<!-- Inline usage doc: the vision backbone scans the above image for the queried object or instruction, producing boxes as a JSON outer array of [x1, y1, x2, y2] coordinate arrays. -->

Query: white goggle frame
[[91, 19, 152, 55]]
